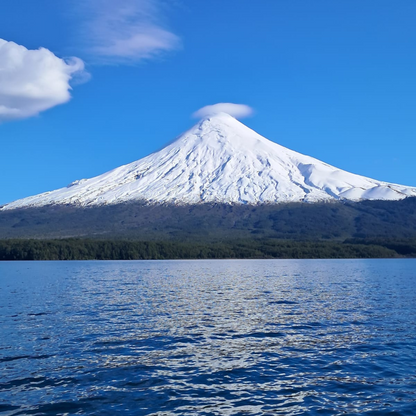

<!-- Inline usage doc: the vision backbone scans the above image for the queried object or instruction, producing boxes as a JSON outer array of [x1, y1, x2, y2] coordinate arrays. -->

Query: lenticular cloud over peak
[[193, 103, 254, 120]]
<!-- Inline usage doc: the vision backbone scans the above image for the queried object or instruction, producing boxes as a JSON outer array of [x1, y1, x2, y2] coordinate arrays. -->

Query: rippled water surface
[[1, 260, 416, 415]]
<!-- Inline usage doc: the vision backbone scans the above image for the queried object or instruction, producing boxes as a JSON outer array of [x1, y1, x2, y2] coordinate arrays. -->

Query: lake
[[0, 260, 415, 415]]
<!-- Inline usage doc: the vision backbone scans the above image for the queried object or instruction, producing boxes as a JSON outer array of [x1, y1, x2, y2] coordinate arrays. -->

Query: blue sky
[[1, 0, 416, 205]]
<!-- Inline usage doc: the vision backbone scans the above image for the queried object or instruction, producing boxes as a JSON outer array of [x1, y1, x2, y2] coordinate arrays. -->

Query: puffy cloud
[[81, 0, 180, 63], [0, 39, 86, 122], [193, 103, 254, 120]]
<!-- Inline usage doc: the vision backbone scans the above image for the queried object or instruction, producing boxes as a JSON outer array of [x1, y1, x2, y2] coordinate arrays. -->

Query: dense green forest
[[1, 238, 414, 260], [1, 198, 416, 259]]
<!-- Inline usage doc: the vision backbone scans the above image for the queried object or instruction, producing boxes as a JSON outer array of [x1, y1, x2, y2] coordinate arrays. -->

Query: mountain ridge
[[2, 113, 416, 210]]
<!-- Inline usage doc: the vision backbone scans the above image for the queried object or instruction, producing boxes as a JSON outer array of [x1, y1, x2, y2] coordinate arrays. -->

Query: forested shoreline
[[1, 238, 415, 260], [1, 199, 416, 260]]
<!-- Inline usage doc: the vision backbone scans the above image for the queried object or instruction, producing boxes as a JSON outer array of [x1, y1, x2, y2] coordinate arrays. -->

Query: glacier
[[2, 112, 416, 210]]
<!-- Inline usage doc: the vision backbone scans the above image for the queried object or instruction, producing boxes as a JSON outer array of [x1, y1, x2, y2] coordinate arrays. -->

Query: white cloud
[[81, 0, 180, 63], [0, 39, 86, 122], [193, 103, 254, 120]]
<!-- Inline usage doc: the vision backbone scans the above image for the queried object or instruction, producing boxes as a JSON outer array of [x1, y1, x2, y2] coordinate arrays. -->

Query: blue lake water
[[0, 259, 415, 415]]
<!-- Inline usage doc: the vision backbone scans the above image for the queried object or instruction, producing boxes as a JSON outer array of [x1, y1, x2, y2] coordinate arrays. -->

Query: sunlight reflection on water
[[0, 259, 415, 415]]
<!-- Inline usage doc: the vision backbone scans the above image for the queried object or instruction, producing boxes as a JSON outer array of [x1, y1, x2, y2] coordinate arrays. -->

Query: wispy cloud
[[80, 0, 181, 64], [193, 103, 254, 120], [0, 39, 86, 122]]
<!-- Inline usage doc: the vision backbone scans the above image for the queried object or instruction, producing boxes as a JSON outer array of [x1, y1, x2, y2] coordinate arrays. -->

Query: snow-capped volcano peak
[[2, 113, 416, 210]]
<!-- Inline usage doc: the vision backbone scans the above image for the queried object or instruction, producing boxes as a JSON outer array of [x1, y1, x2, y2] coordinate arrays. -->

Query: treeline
[[345, 238, 416, 257], [0, 238, 407, 260]]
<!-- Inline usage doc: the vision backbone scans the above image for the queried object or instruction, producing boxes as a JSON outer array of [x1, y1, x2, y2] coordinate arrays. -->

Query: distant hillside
[[0, 198, 416, 242]]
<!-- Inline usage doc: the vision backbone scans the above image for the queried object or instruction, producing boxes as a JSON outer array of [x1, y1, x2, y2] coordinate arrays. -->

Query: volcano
[[2, 113, 416, 210]]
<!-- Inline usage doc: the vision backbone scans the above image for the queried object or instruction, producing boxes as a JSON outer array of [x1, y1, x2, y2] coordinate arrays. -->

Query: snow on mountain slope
[[2, 113, 416, 210]]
